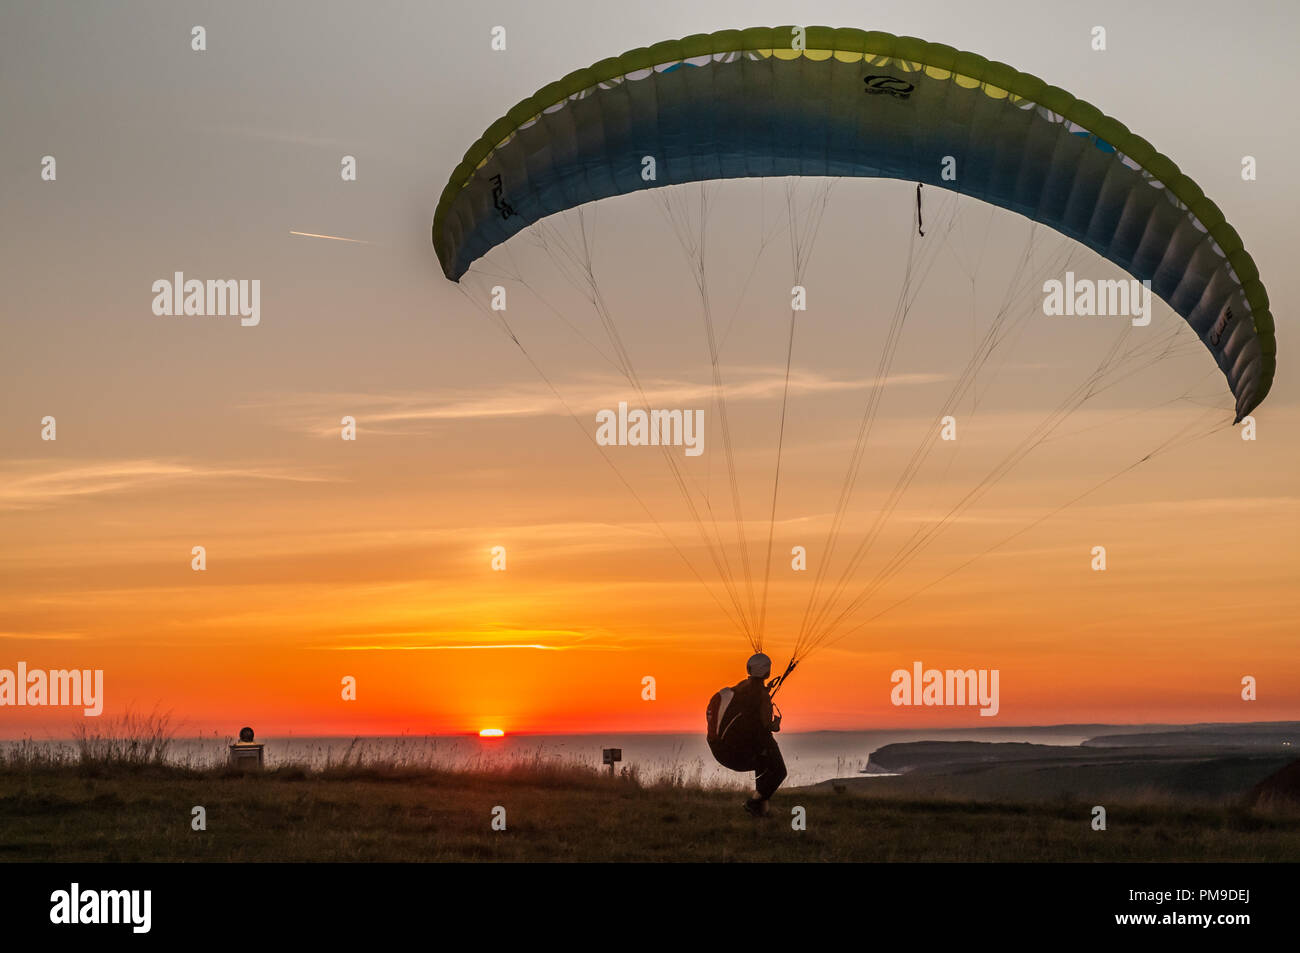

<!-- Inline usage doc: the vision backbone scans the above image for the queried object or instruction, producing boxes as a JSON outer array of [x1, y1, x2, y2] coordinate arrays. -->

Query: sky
[[1, 0, 1297, 738]]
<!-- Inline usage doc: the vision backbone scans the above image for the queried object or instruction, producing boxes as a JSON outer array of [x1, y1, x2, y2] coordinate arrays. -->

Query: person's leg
[[754, 737, 787, 801]]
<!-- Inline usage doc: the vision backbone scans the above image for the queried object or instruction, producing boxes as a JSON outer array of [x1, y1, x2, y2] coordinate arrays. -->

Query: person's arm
[[761, 693, 781, 732]]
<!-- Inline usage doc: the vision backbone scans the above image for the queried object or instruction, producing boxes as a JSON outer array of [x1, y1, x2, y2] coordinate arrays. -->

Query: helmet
[[746, 653, 772, 679]]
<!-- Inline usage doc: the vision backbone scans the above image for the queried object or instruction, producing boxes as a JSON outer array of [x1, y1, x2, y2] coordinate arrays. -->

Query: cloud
[[313, 626, 624, 652], [323, 643, 565, 651], [0, 631, 85, 641], [203, 125, 348, 149], [0, 459, 332, 510], [257, 368, 951, 436]]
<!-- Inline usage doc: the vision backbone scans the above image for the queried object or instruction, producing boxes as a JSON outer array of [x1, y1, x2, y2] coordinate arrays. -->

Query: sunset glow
[[1, 6, 1296, 747]]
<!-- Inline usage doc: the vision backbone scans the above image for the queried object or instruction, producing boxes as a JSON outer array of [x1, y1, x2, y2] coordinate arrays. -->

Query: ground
[[3, 763, 1298, 862]]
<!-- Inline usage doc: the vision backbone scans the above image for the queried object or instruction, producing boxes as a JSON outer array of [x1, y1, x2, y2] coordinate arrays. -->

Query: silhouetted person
[[707, 652, 787, 816]]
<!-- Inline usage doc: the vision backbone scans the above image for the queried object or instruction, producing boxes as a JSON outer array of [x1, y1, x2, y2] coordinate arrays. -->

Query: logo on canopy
[[863, 75, 914, 99], [490, 173, 516, 219]]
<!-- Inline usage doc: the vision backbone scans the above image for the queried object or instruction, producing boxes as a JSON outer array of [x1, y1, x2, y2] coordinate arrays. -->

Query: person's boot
[[743, 796, 768, 817]]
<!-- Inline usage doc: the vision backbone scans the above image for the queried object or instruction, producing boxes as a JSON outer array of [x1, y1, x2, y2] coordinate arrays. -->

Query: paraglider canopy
[[432, 27, 1279, 673], [432, 26, 1274, 422]]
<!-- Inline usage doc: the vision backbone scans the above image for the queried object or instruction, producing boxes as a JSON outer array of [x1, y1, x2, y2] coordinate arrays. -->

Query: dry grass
[[0, 724, 736, 794], [3, 722, 1297, 861], [73, 710, 174, 767], [2, 763, 1298, 862]]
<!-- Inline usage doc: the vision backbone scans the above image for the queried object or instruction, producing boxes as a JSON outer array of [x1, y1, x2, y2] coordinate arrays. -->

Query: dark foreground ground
[[3, 759, 1298, 862]]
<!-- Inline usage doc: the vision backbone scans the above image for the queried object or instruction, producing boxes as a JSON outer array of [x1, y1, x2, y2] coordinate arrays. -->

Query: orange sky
[[2, 2, 1297, 739], [4, 374, 1298, 736]]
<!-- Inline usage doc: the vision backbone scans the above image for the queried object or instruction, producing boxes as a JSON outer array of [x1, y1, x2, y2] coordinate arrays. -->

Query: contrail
[[289, 230, 371, 244]]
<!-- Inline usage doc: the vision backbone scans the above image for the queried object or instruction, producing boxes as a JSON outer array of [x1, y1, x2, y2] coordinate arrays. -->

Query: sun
[[478, 728, 505, 738]]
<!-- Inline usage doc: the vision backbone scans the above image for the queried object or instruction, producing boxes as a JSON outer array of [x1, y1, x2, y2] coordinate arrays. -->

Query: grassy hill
[[3, 758, 1298, 862]]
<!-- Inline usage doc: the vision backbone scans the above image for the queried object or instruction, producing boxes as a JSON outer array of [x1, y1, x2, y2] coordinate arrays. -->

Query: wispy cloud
[[0, 459, 332, 510], [323, 643, 565, 651], [313, 626, 622, 653], [257, 368, 950, 437], [0, 631, 85, 641], [202, 125, 348, 149]]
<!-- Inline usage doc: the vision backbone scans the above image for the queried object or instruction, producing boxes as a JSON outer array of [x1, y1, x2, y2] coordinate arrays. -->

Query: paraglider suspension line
[[767, 657, 798, 699]]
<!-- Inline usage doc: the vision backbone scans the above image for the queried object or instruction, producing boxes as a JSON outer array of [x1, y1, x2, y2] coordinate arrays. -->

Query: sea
[[134, 724, 1164, 787]]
